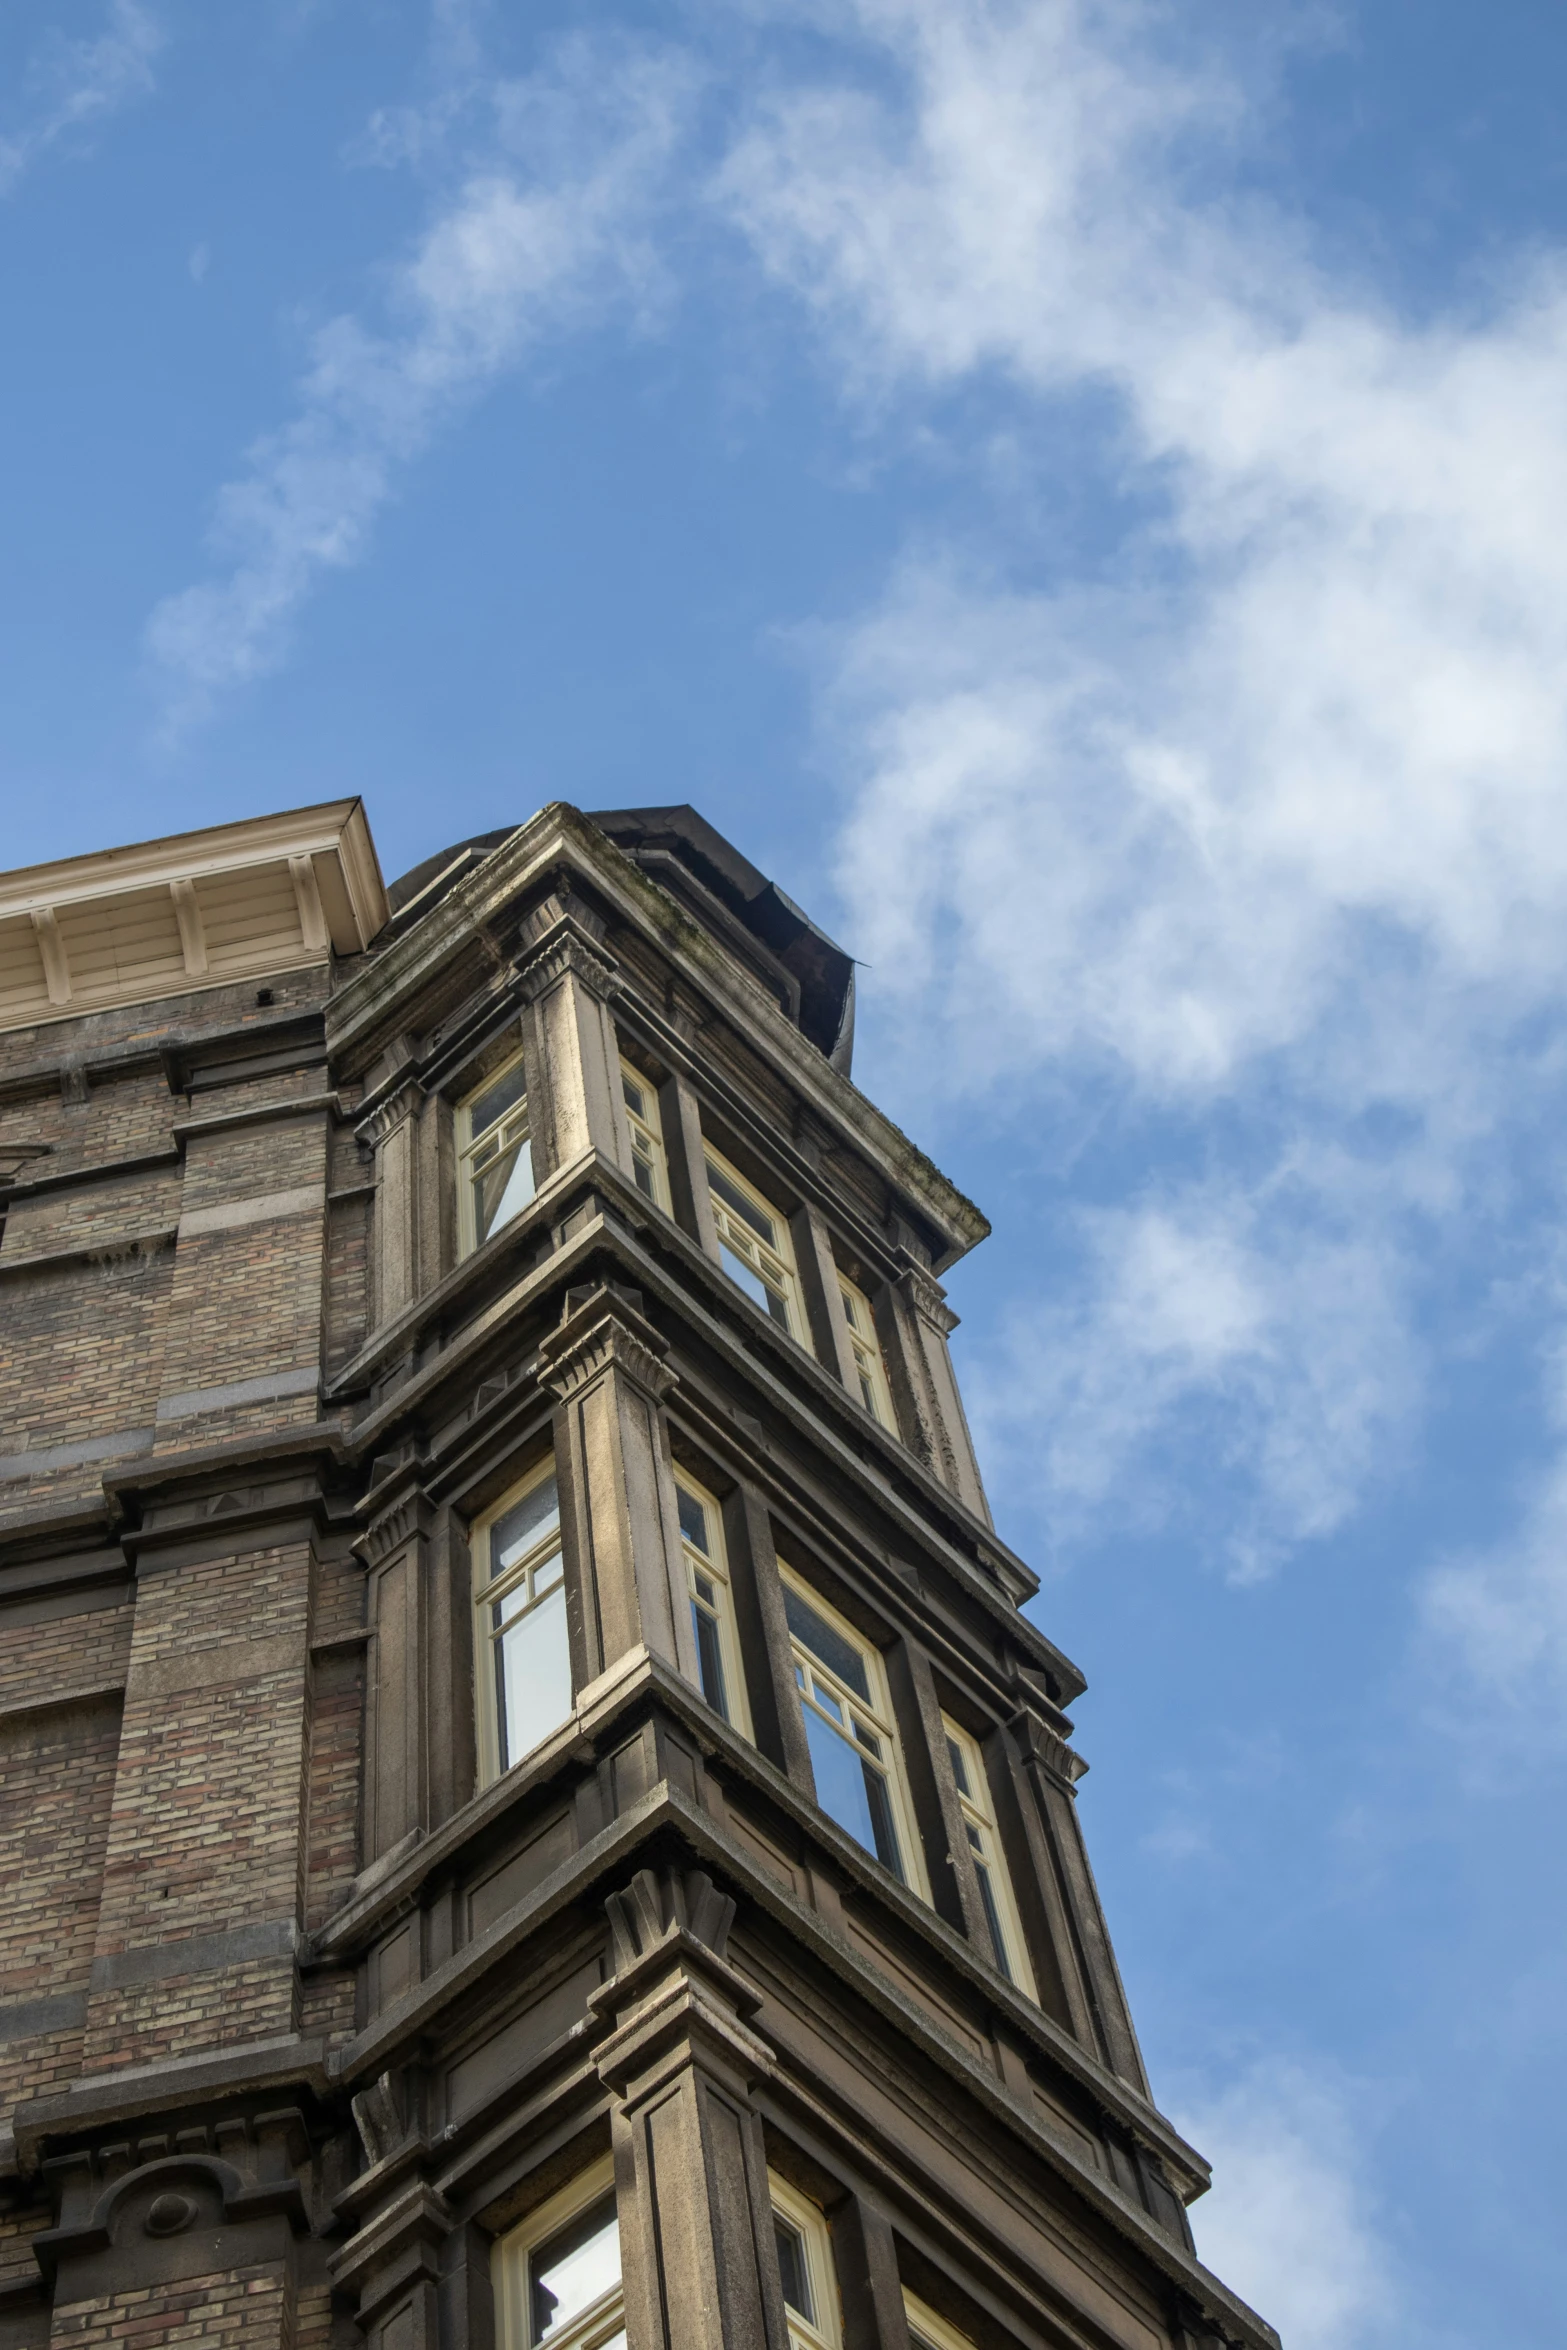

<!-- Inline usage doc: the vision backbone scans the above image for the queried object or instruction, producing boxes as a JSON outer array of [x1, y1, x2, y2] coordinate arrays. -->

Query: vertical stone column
[[1005, 1700, 1149, 2091], [361, 1080, 426, 1330], [540, 1289, 703, 1698], [359, 1477, 434, 1867], [592, 1867, 791, 2350], [517, 913, 636, 1183], [878, 1264, 991, 1523]]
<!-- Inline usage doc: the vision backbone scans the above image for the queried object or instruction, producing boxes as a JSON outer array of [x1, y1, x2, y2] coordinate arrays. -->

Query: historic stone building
[[0, 799, 1275, 2350]]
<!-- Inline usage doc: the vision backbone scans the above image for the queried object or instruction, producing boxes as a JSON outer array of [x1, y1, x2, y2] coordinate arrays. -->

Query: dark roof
[[588, 805, 855, 1073], [382, 805, 856, 1074]]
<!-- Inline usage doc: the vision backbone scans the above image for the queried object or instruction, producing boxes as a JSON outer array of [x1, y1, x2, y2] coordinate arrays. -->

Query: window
[[781, 1570, 927, 1900], [838, 1276, 896, 1431], [473, 1465, 571, 1786], [459, 1049, 535, 1254], [619, 1061, 668, 1209], [770, 2176, 840, 2350], [903, 2292, 976, 2350], [704, 1146, 801, 1337], [675, 1474, 752, 1741], [942, 1715, 1036, 1998], [494, 2157, 623, 2350]]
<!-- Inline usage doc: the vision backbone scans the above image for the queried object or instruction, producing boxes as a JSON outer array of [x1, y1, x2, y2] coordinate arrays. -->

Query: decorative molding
[[899, 1259, 959, 1336], [357, 1079, 425, 1153], [515, 913, 622, 1009], [605, 1865, 737, 1971], [538, 1288, 677, 1403]]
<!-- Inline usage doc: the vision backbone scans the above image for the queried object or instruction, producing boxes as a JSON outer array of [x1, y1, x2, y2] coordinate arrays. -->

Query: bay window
[[472, 1463, 571, 1786], [770, 2175, 840, 2350], [494, 2157, 623, 2350], [704, 1146, 801, 1336], [838, 1275, 896, 1430], [942, 1714, 1036, 1998], [780, 1570, 927, 1900], [619, 1060, 668, 1208], [458, 1048, 535, 1255], [675, 1473, 752, 1740]]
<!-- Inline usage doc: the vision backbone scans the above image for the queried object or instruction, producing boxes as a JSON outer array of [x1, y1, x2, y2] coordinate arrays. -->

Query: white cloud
[[714, 0, 1567, 1565], [969, 1181, 1416, 1576], [1176, 2061, 1400, 2350], [146, 37, 693, 724], [0, 0, 162, 196]]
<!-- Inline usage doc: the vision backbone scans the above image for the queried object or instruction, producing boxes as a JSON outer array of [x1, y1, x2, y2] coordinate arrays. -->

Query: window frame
[[493, 2153, 623, 2350], [779, 1566, 931, 1905], [457, 1043, 536, 1259], [471, 1457, 571, 1791], [702, 1142, 803, 1339], [674, 1470, 754, 1743], [769, 2174, 841, 2350], [903, 2291, 976, 2350], [941, 1713, 1037, 1999], [837, 1273, 897, 1432], [618, 1057, 669, 1212]]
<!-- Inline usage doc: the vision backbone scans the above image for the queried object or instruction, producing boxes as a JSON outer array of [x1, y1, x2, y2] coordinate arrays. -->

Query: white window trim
[[837, 1274, 897, 1432], [769, 2174, 841, 2350], [903, 2290, 976, 2350], [675, 1470, 754, 1742], [942, 1713, 1037, 2001], [779, 1566, 931, 1905], [493, 2153, 622, 2350], [457, 1044, 535, 1259], [703, 1142, 802, 1338], [619, 1057, 669, 1212], [471, 1458, 568, 1791]]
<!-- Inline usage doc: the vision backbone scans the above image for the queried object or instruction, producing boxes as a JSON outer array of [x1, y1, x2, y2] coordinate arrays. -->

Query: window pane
[[782, 1587, 871, 1703], [974, 1859, 1014, 1982], [491, 1476, 561, 1579], [862, 1761, 906, 1881], [529, 2192, 620, 2345], [762, 1282, 792, 1329], [676, 1487, 709, 1552], [474, 1138, 535, 1241], [774, 2217, 813, 2322], [706, 1159, 777, 1246], [632, 1152, 656, 1200], [945, 1735, 972, 1799], [621, 1072, 646, 1118], [692, 1600, 730, 1722], [469, 1059, 528, 1139], [497, 1578, 572, 1771], [719, 1240, 774, 1316], [802, 1705, 903, 1879]]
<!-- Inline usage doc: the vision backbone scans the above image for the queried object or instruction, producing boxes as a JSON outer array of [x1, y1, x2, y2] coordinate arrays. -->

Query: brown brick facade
[[0, 801, 1271, 2350]]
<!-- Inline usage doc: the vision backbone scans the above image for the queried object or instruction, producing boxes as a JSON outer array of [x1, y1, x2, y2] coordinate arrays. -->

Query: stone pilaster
[[540, 1288, 702, 1697], [517, 913, 636, 1184], [592, 1867, 790, 2350], [879, 1263, 991, 1523]]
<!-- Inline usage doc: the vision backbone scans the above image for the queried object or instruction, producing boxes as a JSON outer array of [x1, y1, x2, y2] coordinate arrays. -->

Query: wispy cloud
[[146, 36, 694, 728], [717, 0, 1567, 1570], [1175, 2060, 1401, 2350], [0, 0, 162, 197]]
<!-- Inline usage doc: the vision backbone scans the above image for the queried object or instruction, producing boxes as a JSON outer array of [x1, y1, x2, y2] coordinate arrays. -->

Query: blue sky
[[5, 4, 1567, 2341]]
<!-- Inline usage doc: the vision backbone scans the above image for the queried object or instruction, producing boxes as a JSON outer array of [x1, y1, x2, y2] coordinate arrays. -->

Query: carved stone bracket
[[355, 1079, 425, 1155], [898, 1257, 960, 1337], [516, 913, 622, 1010], [1011, 1706, 1089, 1790], [590, 1867, 772, 2104], [539, 1287, 678, 1406], [35, 2111, 315, 2297], [356, 1479, 434, 1570]]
